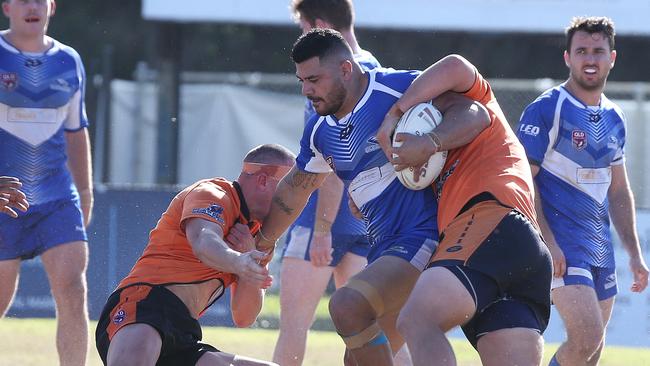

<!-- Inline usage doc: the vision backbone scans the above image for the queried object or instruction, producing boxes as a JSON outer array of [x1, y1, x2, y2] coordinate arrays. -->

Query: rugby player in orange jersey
[[376, 55, 553, 366], [95, 144, 294, 366]]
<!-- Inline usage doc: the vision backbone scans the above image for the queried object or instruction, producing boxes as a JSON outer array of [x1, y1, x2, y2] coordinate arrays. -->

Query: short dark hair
[[291, 28, 352, 64], [290, 0, 354, 31], [244, 144, 295, 166], [566, 16, 615, 52]]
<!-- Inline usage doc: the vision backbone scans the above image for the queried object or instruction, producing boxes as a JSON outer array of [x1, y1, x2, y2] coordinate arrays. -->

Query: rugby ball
[[392, 103, 448, 190]]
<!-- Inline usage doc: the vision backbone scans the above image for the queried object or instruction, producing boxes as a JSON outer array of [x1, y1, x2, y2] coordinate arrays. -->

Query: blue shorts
[[551, 259, 617, 301], [0, 198, 87, 260], [367, 232, 437, 272], [282, 225, 370, 267]]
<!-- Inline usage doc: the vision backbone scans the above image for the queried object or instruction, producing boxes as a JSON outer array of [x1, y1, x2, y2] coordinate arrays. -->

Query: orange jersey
[[118, 178, 258, 290], [434, 70, 538, 231]]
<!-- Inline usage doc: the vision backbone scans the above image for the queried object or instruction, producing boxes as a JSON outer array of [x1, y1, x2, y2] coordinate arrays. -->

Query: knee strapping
[[344, 278, 385, 317], [342, 322, 388, 349]]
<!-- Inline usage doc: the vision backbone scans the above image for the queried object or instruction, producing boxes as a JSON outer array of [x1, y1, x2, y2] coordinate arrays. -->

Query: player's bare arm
[[257, 166, 328, 250], [530, 164, 566, 278], [228, 224, 269, 328], [608, 164, 649, 292], [309, 173, 343, 267], [185, 218, 270, 287], [376, 55, 477, 154], [65, 128, 94, 226], [391, 93, 490, 171]]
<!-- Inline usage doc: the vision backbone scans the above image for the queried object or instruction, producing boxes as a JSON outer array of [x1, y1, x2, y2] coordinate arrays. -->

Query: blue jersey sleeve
[[517, 98, 552, 165], [295, 115, 332, 173], [63, 46, 89, 131]]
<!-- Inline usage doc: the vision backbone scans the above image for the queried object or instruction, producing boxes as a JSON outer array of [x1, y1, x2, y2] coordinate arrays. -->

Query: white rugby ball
[[392, 103, 448, 190]]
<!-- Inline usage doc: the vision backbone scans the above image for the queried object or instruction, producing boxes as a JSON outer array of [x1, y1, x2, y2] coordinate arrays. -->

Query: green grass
[[260, 293, 329, 319], [2, 317, 650, 365]]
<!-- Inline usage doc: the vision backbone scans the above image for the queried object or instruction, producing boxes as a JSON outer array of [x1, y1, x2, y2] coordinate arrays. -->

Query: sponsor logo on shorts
[[446, 245, 463, 253], [572, 130, 587, 150], [112, 309, 126, 324], [604, 273, 617, 290], [192, 204, 225, 223]]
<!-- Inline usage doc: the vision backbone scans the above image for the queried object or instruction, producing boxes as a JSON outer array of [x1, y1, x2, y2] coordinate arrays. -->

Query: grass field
[[2, 317, 650, 365]]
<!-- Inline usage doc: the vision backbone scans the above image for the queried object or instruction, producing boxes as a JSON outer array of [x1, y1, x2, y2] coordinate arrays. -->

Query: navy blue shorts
[[0, 198, 87, 260], [282, 224, 370, 267], [551, 259, 617, 301], [428, 200, 552, 348]]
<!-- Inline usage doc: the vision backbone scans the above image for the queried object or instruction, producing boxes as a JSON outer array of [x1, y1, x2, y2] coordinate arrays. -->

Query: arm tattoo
[[287, 170, 320, 190], [273, 196, 294, 216]]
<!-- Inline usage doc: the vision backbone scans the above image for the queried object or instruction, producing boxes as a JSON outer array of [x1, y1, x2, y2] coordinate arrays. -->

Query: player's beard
[[573, 69, 609, 92], [315, 82, 347, 116]]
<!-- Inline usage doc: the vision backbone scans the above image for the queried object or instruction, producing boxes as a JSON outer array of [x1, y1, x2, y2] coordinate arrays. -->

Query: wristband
[[427, 132, 442, 153], [258, 229, 276, 243]]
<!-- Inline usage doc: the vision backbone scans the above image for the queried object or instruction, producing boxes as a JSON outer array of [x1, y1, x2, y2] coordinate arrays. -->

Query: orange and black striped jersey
[[118, 178, 259, 290], [435, 70, 538, 232]]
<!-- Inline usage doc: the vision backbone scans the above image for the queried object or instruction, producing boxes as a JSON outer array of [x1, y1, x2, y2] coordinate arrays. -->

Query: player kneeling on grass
[[95, 144, 294, 366]]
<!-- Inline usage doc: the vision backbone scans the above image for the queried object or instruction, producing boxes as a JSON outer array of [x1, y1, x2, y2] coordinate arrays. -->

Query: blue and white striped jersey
[[517, 85, 625, 268], [0, 35, 88, 206], [294, 50, 380, 236], [296, 68, 438, 245]]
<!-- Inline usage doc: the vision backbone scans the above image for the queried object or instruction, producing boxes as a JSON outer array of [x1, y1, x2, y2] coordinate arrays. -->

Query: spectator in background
[[517, 16, 649, 366], [95, 144, 294, 366], [273, 1, 386, 365], [0, 0, 94, 365], [0, 176, 28, 217]]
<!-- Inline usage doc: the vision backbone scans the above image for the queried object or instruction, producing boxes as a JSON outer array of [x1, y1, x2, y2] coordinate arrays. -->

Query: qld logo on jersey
[[192, 204, 225, 223], [572, 130, 587, 150], [0, 72, 18, 91]]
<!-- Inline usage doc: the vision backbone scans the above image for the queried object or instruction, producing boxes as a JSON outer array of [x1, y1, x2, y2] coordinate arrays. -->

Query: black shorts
[[428, 199, 552, 348], [95, 284, 219, 366]]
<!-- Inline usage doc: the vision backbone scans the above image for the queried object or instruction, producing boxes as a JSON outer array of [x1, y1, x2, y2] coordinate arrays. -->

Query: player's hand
[[391, 133, 437, 172], [376, 105, 404, 161], [234, 250, 272, 288], [347, 193, 364, 220], [548, 243, 566, 278], [226, 223, 255, 253], [0, 176, 29, 218], [629, 256, 649, 293], [309, 231, 333, 267]]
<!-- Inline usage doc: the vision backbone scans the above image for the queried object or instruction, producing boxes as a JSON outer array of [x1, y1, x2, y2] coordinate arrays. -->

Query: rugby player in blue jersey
[[273, 2, 389, 366], [257, 29, 490, 365], [0, 0, 93, 365], [517, 16, 649, 366]]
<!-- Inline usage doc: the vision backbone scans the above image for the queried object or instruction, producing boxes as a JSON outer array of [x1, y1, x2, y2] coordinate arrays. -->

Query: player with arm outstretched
[[95, 144, 294, 366]]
